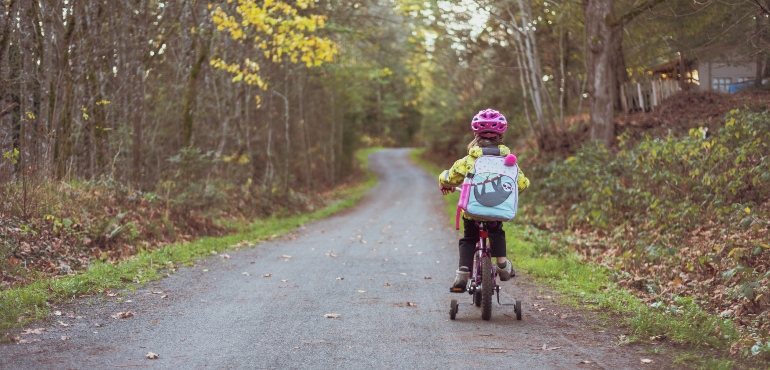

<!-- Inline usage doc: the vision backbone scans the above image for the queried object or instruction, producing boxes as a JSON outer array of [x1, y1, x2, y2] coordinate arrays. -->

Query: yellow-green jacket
[[438, 145, 530, 219]]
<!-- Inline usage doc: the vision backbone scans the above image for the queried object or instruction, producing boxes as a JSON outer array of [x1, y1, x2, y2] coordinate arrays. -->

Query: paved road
[[1, 149, 670, 369]]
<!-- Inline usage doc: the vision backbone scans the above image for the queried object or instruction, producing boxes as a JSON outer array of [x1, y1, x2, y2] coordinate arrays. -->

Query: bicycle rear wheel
[[481, 255, 493, 320]]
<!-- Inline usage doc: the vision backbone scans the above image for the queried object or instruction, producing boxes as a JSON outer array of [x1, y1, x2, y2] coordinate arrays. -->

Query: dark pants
[[458, 218, 506, 269]]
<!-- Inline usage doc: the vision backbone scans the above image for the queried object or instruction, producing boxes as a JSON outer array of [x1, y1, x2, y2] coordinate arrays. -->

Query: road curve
[[1, 149, 670, 369]]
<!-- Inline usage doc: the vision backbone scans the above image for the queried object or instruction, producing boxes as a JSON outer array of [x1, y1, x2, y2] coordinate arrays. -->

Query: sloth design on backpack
[[455, 148, 519, 229]]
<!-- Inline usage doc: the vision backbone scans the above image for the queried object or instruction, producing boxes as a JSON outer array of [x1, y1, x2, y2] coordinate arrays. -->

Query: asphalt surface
[[1, 148, 672, 369]]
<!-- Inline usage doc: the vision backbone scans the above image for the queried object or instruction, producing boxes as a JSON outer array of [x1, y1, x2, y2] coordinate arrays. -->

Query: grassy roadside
[[0, 148, 381, 341], [409, 148, 764, 370]]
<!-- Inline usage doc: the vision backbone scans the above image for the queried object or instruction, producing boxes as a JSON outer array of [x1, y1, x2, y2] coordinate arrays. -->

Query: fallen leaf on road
[[560, 314, 569, 319], [336, 277, 344, 280], [384, 282, 391, 286], [540, 344, 561, 351], [323, 313, 340, 318], [54, 311, 62, 316], [61, 336, 70, 341], [281, 279, 288, 282], [21, 328, 45, 335], [262, 273, 272, 277], [579, 360, 594, 364], [242, 272, 250, 276], [406, 302, 416, 307], [111, 312, 134, 319], [423, 276, 431, 279], [146, 352, 159, 359], [57, 321, 69, 327], [95, 323, 104, 327], [640, 359, 653, 364], [160, 294, 168, 299], [151, 291, 163, 294]]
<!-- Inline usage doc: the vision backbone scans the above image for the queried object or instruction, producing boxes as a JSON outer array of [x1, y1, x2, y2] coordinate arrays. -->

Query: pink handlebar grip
[[455, 207, 462, 230]]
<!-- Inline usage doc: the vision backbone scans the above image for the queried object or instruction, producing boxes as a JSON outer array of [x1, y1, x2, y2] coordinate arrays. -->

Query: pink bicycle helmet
[[471, 109, 507, 138]]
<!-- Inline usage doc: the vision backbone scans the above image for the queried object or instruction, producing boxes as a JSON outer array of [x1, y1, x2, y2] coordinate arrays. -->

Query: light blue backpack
[[455, 148, 519, 229]]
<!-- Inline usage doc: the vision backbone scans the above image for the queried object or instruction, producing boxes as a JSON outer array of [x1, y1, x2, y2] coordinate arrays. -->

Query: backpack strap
[[481, 147, 501, 156]]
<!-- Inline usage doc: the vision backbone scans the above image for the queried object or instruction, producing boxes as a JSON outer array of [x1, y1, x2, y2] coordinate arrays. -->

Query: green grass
[[0, 148, 381, 341], [409, 148, 753, 368]]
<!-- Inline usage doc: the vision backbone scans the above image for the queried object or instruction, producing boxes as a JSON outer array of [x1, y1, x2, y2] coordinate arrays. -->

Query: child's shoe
[[497, 260, 515, 281], [451, 267, 470, 292]]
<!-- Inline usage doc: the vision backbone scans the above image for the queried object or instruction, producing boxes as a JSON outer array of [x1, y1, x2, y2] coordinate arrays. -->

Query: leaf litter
[[111, 312, 134, 319]]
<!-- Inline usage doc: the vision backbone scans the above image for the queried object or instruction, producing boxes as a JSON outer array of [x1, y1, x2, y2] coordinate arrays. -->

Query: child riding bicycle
[[438, 109, 530, 292]]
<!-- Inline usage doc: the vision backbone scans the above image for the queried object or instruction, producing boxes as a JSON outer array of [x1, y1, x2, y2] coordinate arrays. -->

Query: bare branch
[[0, 102, 18, 119]]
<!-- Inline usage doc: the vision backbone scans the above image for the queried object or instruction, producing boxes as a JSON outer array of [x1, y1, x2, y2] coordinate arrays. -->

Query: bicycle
[[449, 221, 522, 321]]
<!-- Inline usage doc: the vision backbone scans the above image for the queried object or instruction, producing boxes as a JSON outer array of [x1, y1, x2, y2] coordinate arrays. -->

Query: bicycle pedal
[[449, 287, 466, 293]]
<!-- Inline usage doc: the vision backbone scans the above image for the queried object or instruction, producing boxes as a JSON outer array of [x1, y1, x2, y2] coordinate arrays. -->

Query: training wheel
[[515, 299, 522, 320], [450, 299, 458, 320]]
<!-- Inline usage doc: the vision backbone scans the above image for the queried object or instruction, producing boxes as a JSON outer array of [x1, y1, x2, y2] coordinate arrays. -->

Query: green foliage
[[2, 149, 19, 165], [523, 110, 770, 355], [533, 110, 769, 277]]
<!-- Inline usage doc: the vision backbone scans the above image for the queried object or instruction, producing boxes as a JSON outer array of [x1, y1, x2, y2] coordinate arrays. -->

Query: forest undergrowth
[[0, 149, 374, 291], [523, 97, 770, 357]]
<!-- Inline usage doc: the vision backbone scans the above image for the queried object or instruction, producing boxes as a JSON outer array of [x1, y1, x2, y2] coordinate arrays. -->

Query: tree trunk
[[132, 70, 144, 187], [52, 9, 77, 180], [584, 0, 616, 147], [182, 37, 209, 148], [0, 0, 15, 67], [271, 89, 289, 193], [756, 9, 765, 87], [612, 23, 630, 111], [677, 24, 686, 91]]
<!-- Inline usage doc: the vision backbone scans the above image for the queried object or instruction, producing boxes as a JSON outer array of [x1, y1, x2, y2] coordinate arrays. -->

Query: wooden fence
[[620, 80, 681, 113]]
